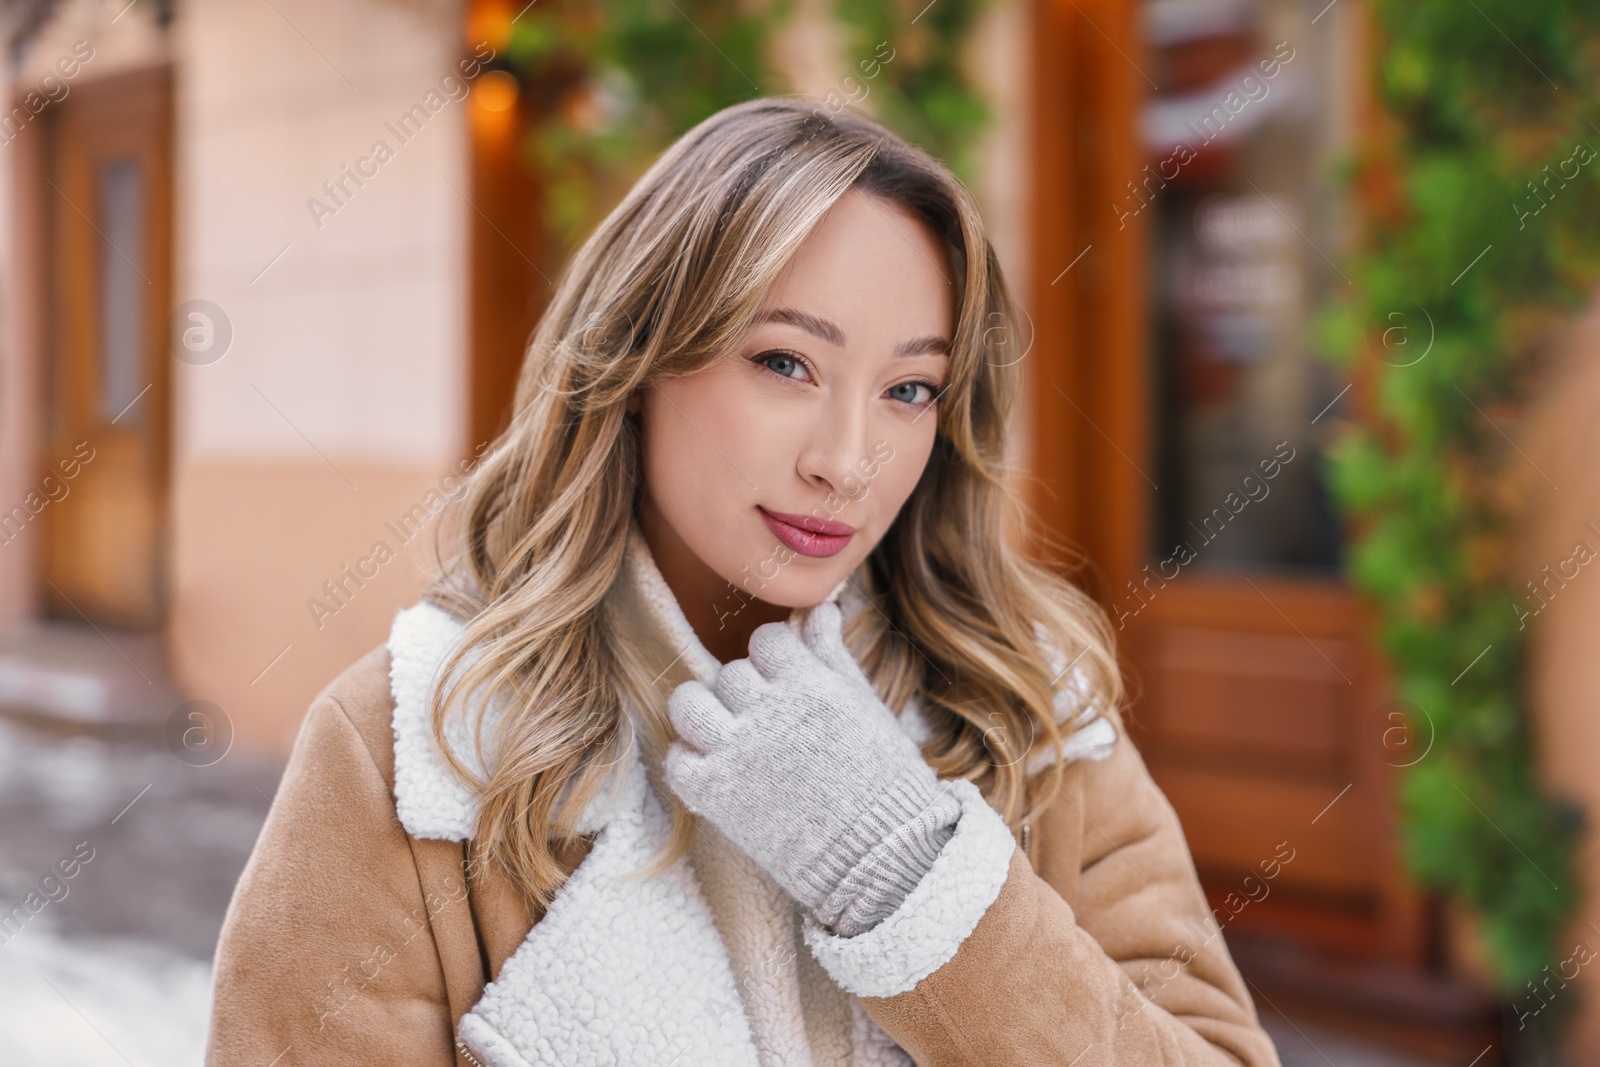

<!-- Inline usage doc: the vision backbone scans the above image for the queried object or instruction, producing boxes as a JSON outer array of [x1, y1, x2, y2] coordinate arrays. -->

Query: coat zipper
[[456, 1035, 490, 1067]]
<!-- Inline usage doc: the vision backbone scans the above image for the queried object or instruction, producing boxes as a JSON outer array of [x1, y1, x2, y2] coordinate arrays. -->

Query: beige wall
[[1520, 298, 1600, 1059], [169, 0, 469, 750], [0, 78, 39, 634], [170, 459, 471, 749]]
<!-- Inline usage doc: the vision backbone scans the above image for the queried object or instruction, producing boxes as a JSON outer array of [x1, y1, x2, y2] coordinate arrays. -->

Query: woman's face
[[635, 188, 956, 612]]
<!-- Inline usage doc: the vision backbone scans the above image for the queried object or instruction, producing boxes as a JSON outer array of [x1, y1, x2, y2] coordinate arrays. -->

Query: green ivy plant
[[829, 0, 993, 184], [503, 0, 794, 248], [500, 0, 992, 250], [1316, 0, 1600, 999]]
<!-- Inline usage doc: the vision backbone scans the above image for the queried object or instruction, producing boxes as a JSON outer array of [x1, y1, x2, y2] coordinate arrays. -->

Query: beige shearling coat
[[207, 535, 1282, 1067]]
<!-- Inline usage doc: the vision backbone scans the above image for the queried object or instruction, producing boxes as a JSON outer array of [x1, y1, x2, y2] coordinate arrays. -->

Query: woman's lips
[[757, 506, 855, 558]]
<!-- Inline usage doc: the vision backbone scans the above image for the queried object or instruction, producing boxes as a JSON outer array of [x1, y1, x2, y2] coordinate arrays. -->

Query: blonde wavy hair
[[425, 96, 1122, 911]]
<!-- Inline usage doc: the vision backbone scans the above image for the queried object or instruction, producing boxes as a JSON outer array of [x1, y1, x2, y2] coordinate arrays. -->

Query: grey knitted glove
[[663, 601, 963, 937]]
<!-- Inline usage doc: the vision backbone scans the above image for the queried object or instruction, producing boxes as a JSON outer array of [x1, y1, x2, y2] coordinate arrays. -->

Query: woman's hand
[[663, 601, 962, 933]]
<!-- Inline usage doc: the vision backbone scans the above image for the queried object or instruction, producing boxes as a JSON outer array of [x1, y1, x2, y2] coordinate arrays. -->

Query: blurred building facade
[[2, 0, 1599, 1062], [3, 0, 492, 744]]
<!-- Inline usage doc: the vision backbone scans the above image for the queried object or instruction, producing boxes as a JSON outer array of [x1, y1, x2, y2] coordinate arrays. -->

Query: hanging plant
[[502, 0, 795, 248], [497, 0, 994, 251], [829, 0, 993, 184], [1315, 0, 1600, 999]]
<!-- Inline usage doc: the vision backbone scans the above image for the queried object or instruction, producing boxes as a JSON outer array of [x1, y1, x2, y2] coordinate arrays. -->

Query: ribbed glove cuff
[[816, 791, 963, 937], [792, 770, 965, 926]]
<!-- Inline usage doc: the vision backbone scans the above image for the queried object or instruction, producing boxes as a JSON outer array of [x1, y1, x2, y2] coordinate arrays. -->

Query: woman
[[207, 97, 1282, 1067]]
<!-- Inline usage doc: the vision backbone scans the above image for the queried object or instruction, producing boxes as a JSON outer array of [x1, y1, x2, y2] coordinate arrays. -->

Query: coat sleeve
[[806, 707, 1283, 1067], [205, 689, 462, 1067]]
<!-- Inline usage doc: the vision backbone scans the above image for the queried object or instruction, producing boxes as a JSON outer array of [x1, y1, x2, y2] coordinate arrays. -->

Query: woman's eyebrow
[[755, 306, 951, 358], [894, 334, 952, 358]]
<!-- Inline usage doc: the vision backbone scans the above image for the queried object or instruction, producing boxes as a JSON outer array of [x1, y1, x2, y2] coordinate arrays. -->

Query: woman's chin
[[735, 569, 848, 612]]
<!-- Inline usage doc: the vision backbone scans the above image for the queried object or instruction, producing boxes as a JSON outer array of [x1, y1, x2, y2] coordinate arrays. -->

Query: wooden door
[[1027, 0, 1500, 1058], [38, 67, 173, 629]]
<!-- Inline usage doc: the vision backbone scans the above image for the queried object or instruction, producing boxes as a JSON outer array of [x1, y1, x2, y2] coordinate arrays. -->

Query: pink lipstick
[[757, 506, 855, 558]]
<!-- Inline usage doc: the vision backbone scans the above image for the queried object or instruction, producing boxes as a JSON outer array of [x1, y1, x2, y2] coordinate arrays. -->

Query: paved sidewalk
[[0, 712, 279, 1065]]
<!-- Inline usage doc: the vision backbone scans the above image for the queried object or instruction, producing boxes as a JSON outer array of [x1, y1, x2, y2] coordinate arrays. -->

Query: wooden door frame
[[5, 85, 48, 623], [1025, 0, 1150, 603], [466, 78, 545, 454]]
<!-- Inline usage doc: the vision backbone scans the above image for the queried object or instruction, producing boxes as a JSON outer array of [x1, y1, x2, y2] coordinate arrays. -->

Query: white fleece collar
[[386, 522, 1113, 841], [386, 597, 489, 841]]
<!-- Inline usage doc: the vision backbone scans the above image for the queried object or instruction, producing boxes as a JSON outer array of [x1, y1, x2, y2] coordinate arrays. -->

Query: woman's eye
[[752, 352, 937, 407], [757, 352, 810, 382], [887, 380, 938, 406]]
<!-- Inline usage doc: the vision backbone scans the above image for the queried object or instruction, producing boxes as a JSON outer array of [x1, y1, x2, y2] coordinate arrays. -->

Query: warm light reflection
[[466, 0, 513, 52], [475, 69, 519, 113]]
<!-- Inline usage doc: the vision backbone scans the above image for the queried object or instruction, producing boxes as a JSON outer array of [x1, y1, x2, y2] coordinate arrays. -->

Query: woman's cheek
[[702, 367, 790, 454], [877, 422, 935, 510]]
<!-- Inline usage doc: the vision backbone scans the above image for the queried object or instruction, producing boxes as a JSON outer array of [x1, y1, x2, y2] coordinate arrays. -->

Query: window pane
[[98, 157, 146, 424], [1142, 0, 1348, 573]]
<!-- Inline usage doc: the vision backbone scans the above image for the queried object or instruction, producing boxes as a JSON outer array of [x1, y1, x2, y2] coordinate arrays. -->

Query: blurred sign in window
[[1140, 0, 1349, 572]]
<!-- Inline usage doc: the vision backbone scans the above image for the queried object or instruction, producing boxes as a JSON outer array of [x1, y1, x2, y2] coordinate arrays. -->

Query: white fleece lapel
[[387, 599, 641, 842], [458, 730, 766, 1067], [386, 600, 484, 841]]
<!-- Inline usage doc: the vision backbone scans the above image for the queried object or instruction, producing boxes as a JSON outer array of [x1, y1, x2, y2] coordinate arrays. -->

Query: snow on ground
[[0, 921, 211, 1067], [0, 713, 278, 1066]]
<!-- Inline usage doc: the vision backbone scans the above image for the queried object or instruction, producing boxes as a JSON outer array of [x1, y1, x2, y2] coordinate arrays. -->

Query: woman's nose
[[795, 394, 874, 498]]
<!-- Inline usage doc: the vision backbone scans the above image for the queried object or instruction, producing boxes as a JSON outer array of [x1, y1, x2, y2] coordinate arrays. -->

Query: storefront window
[[1140, 0, 1350, 572]]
